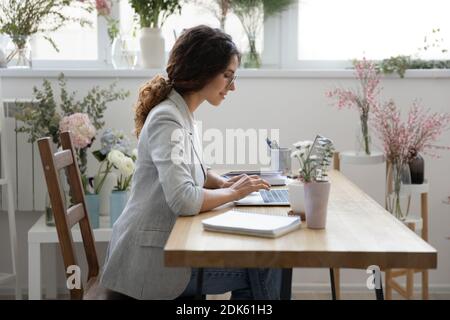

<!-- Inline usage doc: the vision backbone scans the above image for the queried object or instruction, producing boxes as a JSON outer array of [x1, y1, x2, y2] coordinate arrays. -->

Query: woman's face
[[201, 55, 239, 106]]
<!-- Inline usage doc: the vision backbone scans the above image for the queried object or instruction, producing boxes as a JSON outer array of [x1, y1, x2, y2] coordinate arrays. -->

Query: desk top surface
[[164, 170, 437, 270]]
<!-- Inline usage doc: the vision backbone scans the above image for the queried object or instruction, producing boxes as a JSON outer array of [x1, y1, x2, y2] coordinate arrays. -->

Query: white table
[[27, 214, 112, 300]]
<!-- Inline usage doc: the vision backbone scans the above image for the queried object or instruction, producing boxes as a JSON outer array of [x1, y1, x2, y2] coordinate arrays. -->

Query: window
[[293, 0, 450, 64], [119, 1, 260, 60], [32, 7, 98, 61]]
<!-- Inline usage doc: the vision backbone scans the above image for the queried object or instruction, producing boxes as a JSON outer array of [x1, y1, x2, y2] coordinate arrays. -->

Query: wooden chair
[[37, 131, 112, 300]]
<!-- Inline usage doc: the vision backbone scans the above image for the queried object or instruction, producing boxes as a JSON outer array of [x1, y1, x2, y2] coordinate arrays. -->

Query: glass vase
[[111, 35, 137, 69], [386, 161, 412, 220], [243, 36, 261, 69], [355, 117, 372, 155], [6, 35, 31, 68]]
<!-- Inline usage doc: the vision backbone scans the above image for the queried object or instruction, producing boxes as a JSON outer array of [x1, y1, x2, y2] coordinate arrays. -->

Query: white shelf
[[340, 151, 385, 165], [28, 214, 112, 244], [399, 180, 429, 196]]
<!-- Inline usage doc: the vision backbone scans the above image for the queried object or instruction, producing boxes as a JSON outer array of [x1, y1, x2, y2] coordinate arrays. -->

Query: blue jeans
[[178, 268, 282, 300]]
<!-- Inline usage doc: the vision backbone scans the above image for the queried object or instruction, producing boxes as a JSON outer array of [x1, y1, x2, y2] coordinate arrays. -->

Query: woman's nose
[[229, 82, 236, 91]]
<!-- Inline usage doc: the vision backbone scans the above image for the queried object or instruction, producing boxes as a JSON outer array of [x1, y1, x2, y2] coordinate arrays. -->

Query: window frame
[[263, 0, 353, 69], [29, 7, 117, 69]]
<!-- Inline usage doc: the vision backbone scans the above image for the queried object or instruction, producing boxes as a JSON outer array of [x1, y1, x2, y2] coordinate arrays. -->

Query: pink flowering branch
[[371, 100, 450, 165], [326, 57, 381, 155]]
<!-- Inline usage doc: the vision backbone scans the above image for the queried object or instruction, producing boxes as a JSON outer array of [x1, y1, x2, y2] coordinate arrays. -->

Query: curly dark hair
[[134, 25, 241, 138]]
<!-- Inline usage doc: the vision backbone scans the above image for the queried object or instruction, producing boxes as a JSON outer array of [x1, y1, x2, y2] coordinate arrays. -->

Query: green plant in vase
[[0, 0, 92, 67], [230, 0, 295, 68]]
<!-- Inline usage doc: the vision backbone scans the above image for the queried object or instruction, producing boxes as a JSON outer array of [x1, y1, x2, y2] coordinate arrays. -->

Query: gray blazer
[[100, 89, 206, 299]]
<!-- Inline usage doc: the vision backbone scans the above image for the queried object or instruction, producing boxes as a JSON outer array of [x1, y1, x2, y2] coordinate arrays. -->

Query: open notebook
[[202, 210, 301, 238]]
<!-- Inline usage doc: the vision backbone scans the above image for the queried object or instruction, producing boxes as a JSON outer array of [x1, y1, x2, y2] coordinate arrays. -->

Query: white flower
[[293, 140, 313, 149], [117, 156, 135, 177], [107, 149, 125, 165], [290, 149, 304, 158]]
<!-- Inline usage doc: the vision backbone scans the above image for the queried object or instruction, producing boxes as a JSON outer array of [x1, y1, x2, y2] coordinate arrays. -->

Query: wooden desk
[[164, 170, 437, 299]]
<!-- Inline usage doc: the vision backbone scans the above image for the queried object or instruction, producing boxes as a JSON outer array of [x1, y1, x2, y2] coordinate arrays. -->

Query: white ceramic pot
[[304, 181, 331, 229], [139, 27, 165, 69], [99, 173, 117, 216], [288, 180, 305, 214]]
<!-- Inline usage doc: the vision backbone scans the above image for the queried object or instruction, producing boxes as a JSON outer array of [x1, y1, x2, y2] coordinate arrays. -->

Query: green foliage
[[15, 73, 130, 146], [262, 0, 296, 17], [0, 0, 92, 52], [230, 0, 295, 68], [376, 28, 450, 78], [129, 0, 181, 28], [378, 56, 450, 78]]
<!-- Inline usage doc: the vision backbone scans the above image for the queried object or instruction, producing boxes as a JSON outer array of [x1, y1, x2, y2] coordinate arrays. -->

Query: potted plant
[[0, 0, 92, 68], [291, 135, 334, 229], [327, 58, 381, 156], [14, 73, 129, 225], [129, 0, 181, 68], [92, 129, 135, 217], [230, 0, 295, 68], [372, 100, 450, 220], [107, 149, 137, 227]]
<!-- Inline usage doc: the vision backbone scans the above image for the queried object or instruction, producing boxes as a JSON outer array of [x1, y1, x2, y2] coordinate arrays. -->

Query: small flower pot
[[304, 181, 331, 229], [84, 193, 100, 229], [288, 180, 305, 215], [109, 191, 130, 227]]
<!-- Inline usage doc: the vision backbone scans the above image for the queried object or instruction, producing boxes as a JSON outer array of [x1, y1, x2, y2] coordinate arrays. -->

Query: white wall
[[1, 69, 449, 296]]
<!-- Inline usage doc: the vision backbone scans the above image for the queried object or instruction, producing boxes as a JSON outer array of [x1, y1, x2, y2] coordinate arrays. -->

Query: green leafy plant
[[230, 0, 295, 68], [0, 0, 92, 61], [379, 56, 450, 78], [377, 28, 450, 78], [291, 135, 335, 183], [15, 73, 130, 147], [15, 73, 130, 192], [129, 0, 181, 28]]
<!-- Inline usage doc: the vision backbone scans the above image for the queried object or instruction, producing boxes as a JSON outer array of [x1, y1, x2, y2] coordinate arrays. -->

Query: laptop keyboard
[[260, 190, 289, 203]]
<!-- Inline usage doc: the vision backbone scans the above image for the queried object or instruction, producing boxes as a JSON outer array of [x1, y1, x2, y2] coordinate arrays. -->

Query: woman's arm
[[200, 174, 270, 212], [203, 169, 227, 189]]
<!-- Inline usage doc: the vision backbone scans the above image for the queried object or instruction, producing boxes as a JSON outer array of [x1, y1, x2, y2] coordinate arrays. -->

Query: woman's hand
[[227, 174, 271, 200]]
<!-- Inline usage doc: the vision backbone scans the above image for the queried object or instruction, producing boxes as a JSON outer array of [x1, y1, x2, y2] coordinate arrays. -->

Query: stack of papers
[[202, 210, 301, 238]]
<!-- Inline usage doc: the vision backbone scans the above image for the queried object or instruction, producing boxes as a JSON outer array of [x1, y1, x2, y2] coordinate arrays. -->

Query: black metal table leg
[[374, 269, 384, 300], [280, 268, 292, 300], [196, 268, 204, 300], [329, 268, 337, 300]]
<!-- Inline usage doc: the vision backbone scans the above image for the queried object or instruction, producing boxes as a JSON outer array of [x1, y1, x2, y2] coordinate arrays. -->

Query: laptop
[[235, 189, 290, 206]]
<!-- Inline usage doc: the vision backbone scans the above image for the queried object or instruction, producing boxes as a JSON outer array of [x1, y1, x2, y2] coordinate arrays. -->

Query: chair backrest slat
[[38, 131, 99, 300], [54, 150, 74, 171], [66, 203, 85, 228]]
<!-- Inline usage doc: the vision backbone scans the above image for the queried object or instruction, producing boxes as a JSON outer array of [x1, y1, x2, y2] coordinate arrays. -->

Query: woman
[[100, 25, 281, 300]]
